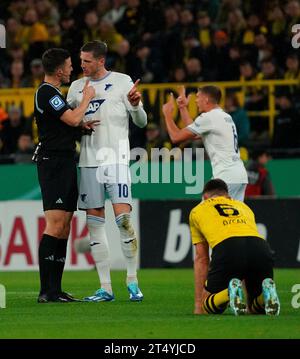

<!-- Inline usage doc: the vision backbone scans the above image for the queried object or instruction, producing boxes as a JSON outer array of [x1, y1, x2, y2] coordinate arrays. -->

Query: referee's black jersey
[[34, 82, 77, 154]]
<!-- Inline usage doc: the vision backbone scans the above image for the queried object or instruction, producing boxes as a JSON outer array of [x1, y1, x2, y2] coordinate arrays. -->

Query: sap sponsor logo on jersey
[[85, 99, 105, 115]]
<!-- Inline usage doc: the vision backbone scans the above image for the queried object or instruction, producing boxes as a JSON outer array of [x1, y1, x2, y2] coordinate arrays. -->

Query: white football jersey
[[67, 72, 143, 167], [187, 108, 248, 184]]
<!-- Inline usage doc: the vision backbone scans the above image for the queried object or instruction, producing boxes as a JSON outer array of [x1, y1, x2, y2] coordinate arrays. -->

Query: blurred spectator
[[35, 0, 59, 25], [14, 133, 34, 163], [257, 58, 281, 80], [130, 43, 163, 83], [22, 58, 44, 88], [284, 0, 300, 42], [267, 5, 286, 39], [273, 94, 300, 148], [0, 106, 28, 154], [59, 0, 87, 28], [161, 7, 182, 70], [0, 70, 8, 89], [245, 149, 275, 197], [227, 45, 241, 80], [2, 44, 25, 85], [5, 60, 26, 88], [206, 30, 230, 80], [116, 0, 142, 43], [225, 92, 250, 146], [179, 8, 198, 40], [250, 58, 282, 135], [103, 0, 126, 25], [284, 53, 300, 97], [5, 17, 22, 49], [216, 0, 242, 29], [60, 13, 83, 77], [47, 20, 61, 47], [267, 4, 289, 68], [226, 8, 246, 44], [185, 58, 206, 82], [15, 8, 49, 56], [242, 14, 262, 45], [8, 44, 25, 63], [253, 30, 273, 67], [95, 0, 112, 18], [140, 0, 164, 39], [108, 38, 132, 73], [196, 11, 213, 49], [170, 66, 187, 83], [182, 34, 204, 63], [0, 107, 8, 130], [82, 10, 100, 44], [98, 19, 123, 52], [7, 0, 27, 20], [239, 61, 262, 105]]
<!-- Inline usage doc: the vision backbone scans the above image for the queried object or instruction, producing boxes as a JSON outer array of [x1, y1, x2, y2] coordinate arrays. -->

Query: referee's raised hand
[[82, 80, 95, 101]]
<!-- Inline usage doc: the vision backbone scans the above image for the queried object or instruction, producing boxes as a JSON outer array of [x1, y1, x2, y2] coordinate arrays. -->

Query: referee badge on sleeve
[[49, 95, 64, 111]]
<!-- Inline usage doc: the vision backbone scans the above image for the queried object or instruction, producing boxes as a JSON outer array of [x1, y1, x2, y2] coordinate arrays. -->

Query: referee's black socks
[[39, 234, 68, 298], [53, 238, 68, 294], [38, 234, 58, 295]]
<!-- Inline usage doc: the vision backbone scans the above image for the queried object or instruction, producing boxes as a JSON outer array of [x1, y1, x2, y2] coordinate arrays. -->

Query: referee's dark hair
[[203, 179, 228, 196], [42, 48, 71, 75], [198, 86, 222, 104], [81, 40, 108, 59]]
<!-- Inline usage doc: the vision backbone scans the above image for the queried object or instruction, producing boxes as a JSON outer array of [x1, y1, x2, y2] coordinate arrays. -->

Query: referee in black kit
[[34, 48, 96, 303]]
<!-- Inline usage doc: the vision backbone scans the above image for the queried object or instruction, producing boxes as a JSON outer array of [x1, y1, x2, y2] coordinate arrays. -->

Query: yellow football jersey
[[189, 196, 263, 248]]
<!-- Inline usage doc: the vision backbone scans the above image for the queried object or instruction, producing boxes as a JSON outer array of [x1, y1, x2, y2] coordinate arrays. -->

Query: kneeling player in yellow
[[190, 179, 280, 316]]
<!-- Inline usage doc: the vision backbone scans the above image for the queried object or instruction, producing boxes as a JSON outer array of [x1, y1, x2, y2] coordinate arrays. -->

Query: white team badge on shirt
[[49, 95, 64, 111], [105, 84, 112, 91]]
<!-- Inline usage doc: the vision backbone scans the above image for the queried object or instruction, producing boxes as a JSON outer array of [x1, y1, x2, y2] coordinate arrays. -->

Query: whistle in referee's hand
[[32, 142, 41, 162]]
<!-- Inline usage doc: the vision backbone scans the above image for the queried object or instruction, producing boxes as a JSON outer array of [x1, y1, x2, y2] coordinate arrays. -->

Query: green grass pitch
[[0, 269, 299, 339]]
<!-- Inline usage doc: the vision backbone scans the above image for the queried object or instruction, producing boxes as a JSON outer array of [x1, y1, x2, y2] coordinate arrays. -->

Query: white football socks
[[87, 215, 112, 294], [115, 213, 138, 285]]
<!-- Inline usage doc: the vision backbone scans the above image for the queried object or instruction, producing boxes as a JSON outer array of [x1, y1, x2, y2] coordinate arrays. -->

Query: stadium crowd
[[0, 0, 300, 163]]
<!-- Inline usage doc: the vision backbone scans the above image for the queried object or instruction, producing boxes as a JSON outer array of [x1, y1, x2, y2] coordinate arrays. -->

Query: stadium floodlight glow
[[0, 24, 6, 48]]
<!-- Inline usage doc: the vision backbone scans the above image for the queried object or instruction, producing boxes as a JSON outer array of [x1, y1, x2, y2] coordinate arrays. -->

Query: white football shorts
[[78, 164, 132, 209]]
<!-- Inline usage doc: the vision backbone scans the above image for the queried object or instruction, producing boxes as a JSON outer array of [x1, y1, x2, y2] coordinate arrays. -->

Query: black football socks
[[38, 234, 58, 296], [53, 238, 68, 294]]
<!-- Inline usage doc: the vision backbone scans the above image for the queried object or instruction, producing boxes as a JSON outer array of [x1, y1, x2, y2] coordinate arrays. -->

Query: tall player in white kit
[[162, 86, 248, 200], [67, 41, 147, 302]]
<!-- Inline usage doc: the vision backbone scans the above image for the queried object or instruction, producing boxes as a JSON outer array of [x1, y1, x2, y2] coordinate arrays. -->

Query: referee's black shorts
[[205, 236, 274, 301], [37, 154, 78, 212]]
